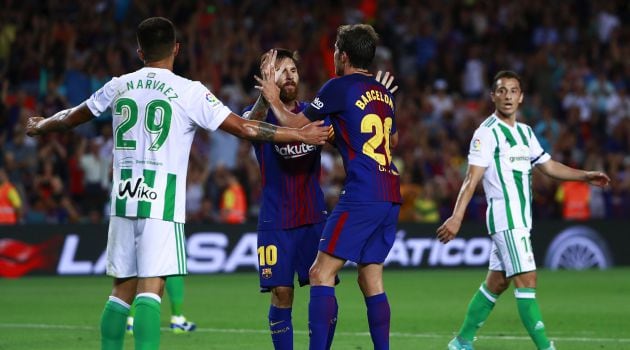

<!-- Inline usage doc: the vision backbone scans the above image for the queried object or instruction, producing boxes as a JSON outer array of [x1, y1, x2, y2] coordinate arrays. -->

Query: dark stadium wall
[[0, 221, 625, 278]]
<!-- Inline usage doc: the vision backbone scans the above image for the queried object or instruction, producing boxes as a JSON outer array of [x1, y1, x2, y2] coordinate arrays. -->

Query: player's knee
[[271, 286, 294, 307]]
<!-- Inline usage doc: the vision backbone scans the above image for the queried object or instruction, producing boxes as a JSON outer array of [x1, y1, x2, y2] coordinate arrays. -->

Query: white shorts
[[107, 216, 187, 278], [488, 228, 536, 278]]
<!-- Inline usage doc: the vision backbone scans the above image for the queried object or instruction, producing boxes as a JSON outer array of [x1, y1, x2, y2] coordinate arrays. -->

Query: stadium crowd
[[1, 0, 629, 225]]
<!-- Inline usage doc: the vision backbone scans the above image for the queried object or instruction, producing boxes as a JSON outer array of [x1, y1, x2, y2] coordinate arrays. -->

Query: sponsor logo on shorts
[[261, 268, 272, 279]]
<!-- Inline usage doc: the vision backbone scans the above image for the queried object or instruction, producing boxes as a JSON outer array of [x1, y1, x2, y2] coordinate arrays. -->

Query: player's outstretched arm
[[26, 103, 95, 137], [436, 164, 486, 244], [536, 160, 611, 187], [219, 113, 328, 145], [254, 49, 311, 129]]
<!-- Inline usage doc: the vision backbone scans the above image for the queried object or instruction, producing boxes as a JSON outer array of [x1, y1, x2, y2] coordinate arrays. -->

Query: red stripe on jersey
[[326, 211, 349, 254]]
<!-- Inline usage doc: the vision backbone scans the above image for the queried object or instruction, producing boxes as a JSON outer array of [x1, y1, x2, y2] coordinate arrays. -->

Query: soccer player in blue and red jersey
[[256, 24, 401, 350], [243, 49, 330, 350]]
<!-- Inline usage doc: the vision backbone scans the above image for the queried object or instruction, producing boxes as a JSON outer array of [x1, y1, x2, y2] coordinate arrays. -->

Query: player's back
[[306, 73, 401, 203], [87, 67, 231, 223]]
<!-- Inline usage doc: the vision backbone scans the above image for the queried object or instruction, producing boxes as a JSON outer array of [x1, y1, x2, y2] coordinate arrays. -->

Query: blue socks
[[269, 305, 293, 350], [309, 286, 337, 350], [365, 293, 390, 350]]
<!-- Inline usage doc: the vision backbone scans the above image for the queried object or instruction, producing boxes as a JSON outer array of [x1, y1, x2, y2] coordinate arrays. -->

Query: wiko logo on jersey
[[117, 177, 158, 200], [311, 97, 324, 110], [274, 143, 317, 159]]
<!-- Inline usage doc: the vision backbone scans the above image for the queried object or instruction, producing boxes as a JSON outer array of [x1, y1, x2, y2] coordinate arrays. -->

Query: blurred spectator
[[2, 0, 629, 223], [0, 167, 22, 224], [218, 168, 247, 224], [555, 181, 591, 221]]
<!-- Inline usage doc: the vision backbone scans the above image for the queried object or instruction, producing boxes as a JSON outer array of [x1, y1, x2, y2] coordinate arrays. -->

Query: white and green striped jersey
[[86, 67, 232, 223], [468, 114, 551, 234]]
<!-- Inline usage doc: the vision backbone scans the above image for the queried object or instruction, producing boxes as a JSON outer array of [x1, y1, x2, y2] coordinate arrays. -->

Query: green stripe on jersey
[[516, 125, 529, 146], [137, 169, 156, 218], [498, 124, 516, 147], [484, 117, 497, 127], [492, 129, 515, 230], [513, 170, 528, 227], [163, 173, 177, 221], [115, 169, 132, 217]]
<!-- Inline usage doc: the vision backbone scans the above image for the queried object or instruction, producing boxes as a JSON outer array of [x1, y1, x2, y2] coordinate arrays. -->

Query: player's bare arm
[[536, 160, 611, 187], [437, 164, 486, 243], [25, 103, 95, 136], [219, 113, 328, 145]]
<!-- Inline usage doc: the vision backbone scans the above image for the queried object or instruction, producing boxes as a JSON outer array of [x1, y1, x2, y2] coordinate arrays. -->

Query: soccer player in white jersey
[[25, 17, 329, 350], [437, 70, 610, 350]]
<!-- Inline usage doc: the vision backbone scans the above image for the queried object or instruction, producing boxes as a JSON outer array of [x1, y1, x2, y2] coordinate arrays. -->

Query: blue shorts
[[257, 221, 325, 292], [319, 201, 400, 264]]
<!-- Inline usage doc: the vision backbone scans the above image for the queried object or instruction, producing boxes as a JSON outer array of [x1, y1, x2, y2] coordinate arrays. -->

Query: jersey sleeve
[[186, 82, 232, 131], [86, 77, 120, 117], [527, 126, 552, 165], [303, 78, 345, 121], [467, 127, 494, 168]]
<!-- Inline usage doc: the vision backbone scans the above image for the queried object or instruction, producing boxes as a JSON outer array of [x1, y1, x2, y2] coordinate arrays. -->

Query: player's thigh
[[295, 222, 326, 286], [319, 201, 396, 263], [258, 228, 300, 291], [107, 216, 138, 278], [136, 219, 187, 278], [491, 228, 536, 278], [359, 203, 400, 264]]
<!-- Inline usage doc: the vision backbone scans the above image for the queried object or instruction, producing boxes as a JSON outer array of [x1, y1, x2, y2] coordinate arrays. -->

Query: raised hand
[[255, 49, 281, 104], [375, 70, 398, 94]]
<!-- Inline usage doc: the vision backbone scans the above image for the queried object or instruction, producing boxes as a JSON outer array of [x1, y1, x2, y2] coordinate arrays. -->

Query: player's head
[[490, 70, 524, 118], [334, 24, 378, 76], [262, 48, 300, 103], [136, 17, 178, 64]]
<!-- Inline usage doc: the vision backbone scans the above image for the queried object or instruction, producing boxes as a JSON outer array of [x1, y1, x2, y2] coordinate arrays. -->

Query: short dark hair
[[260, 48, 299, 71], [336, 24, 378, 69], [137, 17, 176, 63], [491, 70, 523, 92]]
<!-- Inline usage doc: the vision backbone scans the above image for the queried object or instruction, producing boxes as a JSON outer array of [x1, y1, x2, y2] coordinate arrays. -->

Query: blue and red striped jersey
[[244, 101, 328, 230], [303, 73, 401, 203]]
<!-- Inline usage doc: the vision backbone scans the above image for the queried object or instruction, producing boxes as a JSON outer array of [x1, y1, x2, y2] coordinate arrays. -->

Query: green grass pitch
[[1, 269, 629, 349]]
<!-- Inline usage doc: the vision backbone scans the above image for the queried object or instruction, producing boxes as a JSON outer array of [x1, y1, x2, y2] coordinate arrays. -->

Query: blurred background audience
[[1, 0, 628, 224]]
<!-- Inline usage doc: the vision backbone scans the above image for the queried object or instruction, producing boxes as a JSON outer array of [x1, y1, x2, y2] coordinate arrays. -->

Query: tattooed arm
[[243, 95, 271, 122], [26, 103, 95, 136], [219, 113, 328, 145]]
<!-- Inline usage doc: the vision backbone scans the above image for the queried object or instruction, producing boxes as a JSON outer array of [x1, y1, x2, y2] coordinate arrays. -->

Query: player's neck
[[345, 66, 371, 76], [495, 110, 517, 126], [145, 57, 174, 71], [282, 99, 298, 111]]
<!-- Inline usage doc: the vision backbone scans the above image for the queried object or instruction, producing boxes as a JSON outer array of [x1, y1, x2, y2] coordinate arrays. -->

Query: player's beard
[[280, 83, 298, 103]]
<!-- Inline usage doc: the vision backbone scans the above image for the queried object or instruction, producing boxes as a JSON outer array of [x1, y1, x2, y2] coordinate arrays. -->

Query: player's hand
[[375, 70, 398, 94], [436, 216, 462, 244], [299, 120, 329, 145], [255, 50, 281, 104], [26, 117, 45, 137], [585, 171, 611, 187]]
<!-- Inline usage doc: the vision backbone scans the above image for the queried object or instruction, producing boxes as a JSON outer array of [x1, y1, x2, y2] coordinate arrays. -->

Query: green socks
[[515, 288, 551, 349], [100, 296, 130, 350], [134, 293, 162, 350], [458, 283, 498, 341], [166, 276, 185, 316]]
